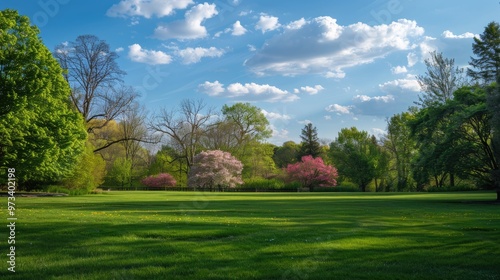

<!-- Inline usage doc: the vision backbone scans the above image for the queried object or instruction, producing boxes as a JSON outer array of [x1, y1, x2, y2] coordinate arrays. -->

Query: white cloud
[[175, 47, 224, 64], [325, 71, 346, 79], [261, 109, 291, 121], [407, 52, 418, 67], [371, 128, 386, 139], [325, 104, 353, 115], [297, 85, 325, 95], [247, 44, 256, 52], [128, 44, 172, 65], [232, 20, 247, 36], [154, 3, 218, 40], [354, 94, 395, 103], [197, 81, 225, 96], [255, 14, 280, 33], [419, 36, 437, 61], [270, 124, 289, 140], [379, 77, 421, 93], [198, 81, 299, 102], [286, 18, 306, 30], [298, 119, 312, 125], [391, 65, 407, 74], [115, 47, 124, 53], [246, 18, 424, 77], [107, 0, 193, 18], [442, 30, 478, 39], [239, 10, 252, 16], [324, 115, 332, 120]]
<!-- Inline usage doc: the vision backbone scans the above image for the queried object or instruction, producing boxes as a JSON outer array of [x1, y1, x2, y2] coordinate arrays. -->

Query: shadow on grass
[[6, 193, 500, 279]]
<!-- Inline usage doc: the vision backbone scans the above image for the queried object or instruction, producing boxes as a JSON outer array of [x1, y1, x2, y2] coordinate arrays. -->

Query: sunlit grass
[[2, 192, 500, 279]]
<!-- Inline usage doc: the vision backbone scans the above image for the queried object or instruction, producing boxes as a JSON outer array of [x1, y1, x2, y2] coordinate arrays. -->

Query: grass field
[[2, 191, 500, 279]]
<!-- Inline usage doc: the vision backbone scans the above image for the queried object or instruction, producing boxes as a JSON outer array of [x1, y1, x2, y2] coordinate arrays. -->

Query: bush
[[243, 178, 285, 190], [141, 173, 177, 189], [283, 181, 302, 189], [46, 185, 88, 195]]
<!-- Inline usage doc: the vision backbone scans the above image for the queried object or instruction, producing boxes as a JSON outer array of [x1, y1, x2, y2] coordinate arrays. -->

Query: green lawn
[[2, 191, 500, 279]]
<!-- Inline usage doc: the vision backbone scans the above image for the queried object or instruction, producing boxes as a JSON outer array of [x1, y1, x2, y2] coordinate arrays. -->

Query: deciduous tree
[[188, 150, 243, 190], [285, 155, 338, 191], [0, 10, 87, 188]]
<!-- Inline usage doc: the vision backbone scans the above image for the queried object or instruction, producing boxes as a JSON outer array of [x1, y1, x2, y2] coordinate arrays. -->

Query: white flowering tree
[[188, 150, 243, 190]]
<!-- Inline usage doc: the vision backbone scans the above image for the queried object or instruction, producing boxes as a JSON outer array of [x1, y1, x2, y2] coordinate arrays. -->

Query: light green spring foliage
[[63, 141, 106, 191], [0, 9, 86, 186]]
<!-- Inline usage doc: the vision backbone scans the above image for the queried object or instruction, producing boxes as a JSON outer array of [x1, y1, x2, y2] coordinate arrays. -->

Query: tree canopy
[[0, 9, 86, 188]]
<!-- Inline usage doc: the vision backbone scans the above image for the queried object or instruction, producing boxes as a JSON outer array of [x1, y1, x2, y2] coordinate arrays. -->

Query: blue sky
[[2, 0, 499, 144]]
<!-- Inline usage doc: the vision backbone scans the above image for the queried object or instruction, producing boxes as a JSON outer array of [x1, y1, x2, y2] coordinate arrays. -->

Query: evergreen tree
[[298, 123, 321, 158]]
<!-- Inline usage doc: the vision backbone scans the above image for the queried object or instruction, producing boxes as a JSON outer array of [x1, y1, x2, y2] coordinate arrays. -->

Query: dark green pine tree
[[298, 123, 321, 159], [468, 21, 500, 85]]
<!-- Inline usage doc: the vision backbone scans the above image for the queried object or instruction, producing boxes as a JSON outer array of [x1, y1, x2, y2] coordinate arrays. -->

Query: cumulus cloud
[[232, 20, 247, 36], [245, 18, 425, 77], [128, 44, 172, 65], [261, 110, 291, 120], [198, 81, 299, 102], [442, 30, 478, 39], [175, 47, 224, 64], [115, 47, 124, 53], [294, 85, 325, 95], [255, 14, 280, 33], [107, 0, 193, 18], [391, 65, 407, 74], [154, 3, 218, 40], [325, 104, 353, 115], [379, 76, 421, 93], [286, 18, 306, 30]]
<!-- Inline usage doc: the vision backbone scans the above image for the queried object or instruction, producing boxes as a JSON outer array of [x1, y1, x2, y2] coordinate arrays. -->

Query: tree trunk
[[449, 173, 455, 188]]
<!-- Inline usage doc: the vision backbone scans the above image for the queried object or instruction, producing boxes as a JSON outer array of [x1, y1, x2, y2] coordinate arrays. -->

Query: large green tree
[[384, 111, 418, 191], [329, 127, 379, 192], [0, 9, 86, 188], [468, 21, 500, 200]]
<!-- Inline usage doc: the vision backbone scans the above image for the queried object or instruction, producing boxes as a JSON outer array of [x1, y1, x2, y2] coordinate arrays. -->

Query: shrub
[[141, 173, 177, 189], [243, 178, 285, 190], [285, 156, 338, 191]]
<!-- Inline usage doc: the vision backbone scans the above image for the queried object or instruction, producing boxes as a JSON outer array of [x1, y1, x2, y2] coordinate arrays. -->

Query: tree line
[[1, 10, 499, 199]]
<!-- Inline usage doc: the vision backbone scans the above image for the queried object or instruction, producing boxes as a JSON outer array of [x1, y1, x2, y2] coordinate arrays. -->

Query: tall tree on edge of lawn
[[468, 21, 500, 200], [0, 9, 87, 188]]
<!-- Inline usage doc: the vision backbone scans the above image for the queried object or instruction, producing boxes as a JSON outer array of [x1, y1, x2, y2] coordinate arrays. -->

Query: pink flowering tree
[[285, 155, 338, 191], [188, 150, 243, 190], [141, 173, 176, 189]]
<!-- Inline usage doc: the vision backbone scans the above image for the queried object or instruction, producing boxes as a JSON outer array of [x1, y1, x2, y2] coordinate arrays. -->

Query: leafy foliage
[[188, 150, 243, 188], [141, 173, 176, 188], [0, 9, 87, 188], [285, 155, 338, 190], [63, 141, 106, 192]]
